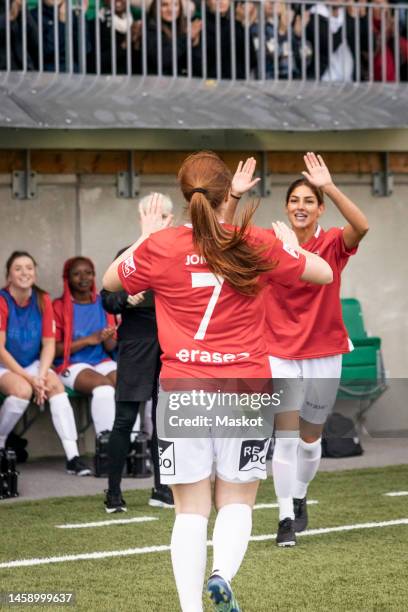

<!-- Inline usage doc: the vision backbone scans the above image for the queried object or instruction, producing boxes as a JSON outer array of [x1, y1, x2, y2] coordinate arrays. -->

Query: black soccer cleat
[[104, 490, 127, 514], [276, 517, 297, 547], [148, 486, 174, 508], [66, 456, 92, 476], [293, 497, 308, 532]]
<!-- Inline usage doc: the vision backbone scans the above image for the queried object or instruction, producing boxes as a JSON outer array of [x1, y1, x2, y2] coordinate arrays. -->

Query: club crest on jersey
[[282, 244, 300, 259], [239, 439, 269, 472], [158, 439, 175, 475], [122, 255, 136, 278]]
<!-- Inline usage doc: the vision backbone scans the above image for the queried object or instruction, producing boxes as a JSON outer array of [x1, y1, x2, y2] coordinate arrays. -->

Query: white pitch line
[[384, 491, 408, 497], [56, 517, 158, 529], [1, 518, 407, 570], [254, 500, 318, 510]]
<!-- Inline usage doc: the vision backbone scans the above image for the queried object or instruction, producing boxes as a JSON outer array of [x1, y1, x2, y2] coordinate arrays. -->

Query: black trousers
[[107, 393, 161, 493]]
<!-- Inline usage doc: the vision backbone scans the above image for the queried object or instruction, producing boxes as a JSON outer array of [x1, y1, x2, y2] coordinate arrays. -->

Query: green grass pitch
[[1, 465, 408, 611]]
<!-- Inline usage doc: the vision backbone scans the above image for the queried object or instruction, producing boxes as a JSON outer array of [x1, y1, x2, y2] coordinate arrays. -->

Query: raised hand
[[231, 157, 260, 197], [272, 221, 300, 249], [302, 152, 333, 190], [140, 192, 173, 236]]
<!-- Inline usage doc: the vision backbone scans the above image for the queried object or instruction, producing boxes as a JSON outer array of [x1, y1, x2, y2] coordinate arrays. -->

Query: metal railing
[[1, 0, 407, 82]]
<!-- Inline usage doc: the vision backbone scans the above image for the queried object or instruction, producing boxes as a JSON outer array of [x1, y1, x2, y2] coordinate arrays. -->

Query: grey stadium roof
[[0, 73, 408, 132]]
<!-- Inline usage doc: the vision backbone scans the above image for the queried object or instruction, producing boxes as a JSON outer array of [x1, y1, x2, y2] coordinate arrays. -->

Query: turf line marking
[[56, 517, 158, 529], [384, 491, 408, 497], [254, 500, 318, 510], [1, 518, 407, 569]]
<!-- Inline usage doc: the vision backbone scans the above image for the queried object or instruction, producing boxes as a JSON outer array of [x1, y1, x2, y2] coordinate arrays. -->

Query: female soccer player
[[53, 257, 117, 437], [0, 251, 90, 475], [267, 152, 369, 546], [103, 152, 332, 612]]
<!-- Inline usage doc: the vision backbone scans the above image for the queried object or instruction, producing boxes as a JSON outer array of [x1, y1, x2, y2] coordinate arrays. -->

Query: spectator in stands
[[248, 0, 312, 79], [143, 0, 201, 76], [0, 251, 90, 475], [90, 0, 134, 74], [203, 0, 256, 79], [0, 0, 38, 71], [31, 0, 91, 72], [101, 193, 175, 513], [371, 0, 408, 81], [306, 0, 368, 81], [53, 257, 117, 439]]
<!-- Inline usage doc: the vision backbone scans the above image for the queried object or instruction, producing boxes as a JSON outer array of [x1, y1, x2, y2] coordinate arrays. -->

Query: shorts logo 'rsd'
[[122, 255, 136, 278], [158, 440, 176, 475], [239, 439, 269, 472]]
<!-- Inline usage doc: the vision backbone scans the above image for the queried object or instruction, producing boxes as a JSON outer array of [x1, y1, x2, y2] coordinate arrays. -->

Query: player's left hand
[[230, 157, 260, 197], [302, 152, 334, 190], [272, 221, 300, 249], [140, 193, 174, 236]]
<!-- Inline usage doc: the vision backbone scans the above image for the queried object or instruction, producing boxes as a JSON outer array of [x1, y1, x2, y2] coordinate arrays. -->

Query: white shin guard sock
[[272, 436, 299, 520], [171, 513, 208, 612], [293, 437, 322, 500], [49, 393, 79, 461], [91, 385, 115, 435], [0, 396, 30, 448], [212, 503, 252, 583]]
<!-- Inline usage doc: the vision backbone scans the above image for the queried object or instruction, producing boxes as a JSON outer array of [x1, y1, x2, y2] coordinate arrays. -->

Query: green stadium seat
[[338, 299, 387, 409]]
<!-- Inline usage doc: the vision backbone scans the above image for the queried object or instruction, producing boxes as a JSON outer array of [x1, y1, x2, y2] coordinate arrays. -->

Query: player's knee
[[47, 375, 64, 397], [11, 380, 32, 401], [301, 434, 321, 445]]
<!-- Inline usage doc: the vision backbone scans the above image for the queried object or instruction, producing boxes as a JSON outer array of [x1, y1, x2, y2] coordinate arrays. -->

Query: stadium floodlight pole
[[21, 0, 27, 73], [5, 0, 11, 73], [110, 0, 117, 75], [201, 0, 207, 80], [95, 0, 101, 75], [126, 0, 131, 76], [157, 0, 163, 76], [38, 0, 43, 72], [258, 0, 266, 82]]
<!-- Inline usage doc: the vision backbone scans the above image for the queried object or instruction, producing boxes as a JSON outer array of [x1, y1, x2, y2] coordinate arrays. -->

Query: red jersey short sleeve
[[0, 295, 8, 332], [118, 239, 152, 296], [265, 225, 357, 359], [53, 298, 64, 342], [41, 293, 56, 338]]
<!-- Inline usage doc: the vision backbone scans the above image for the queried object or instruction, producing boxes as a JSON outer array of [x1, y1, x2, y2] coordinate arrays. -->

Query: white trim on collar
[[314, 225, 322, 238]]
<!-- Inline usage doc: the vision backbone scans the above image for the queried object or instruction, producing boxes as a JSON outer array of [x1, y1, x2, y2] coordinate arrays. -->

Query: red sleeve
[[52, 298, 64, 342], [41, 294, 56, 338], [118, 239, 153, 295], [246, 225, 306, 288], [0, 296, 8, 332], [333, 228, 358, 271]]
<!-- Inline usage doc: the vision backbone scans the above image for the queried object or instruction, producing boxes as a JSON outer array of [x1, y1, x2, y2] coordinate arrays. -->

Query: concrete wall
[[0, 172, 407, 455]]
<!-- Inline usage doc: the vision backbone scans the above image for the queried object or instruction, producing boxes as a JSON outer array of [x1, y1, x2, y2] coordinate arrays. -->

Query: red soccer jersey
[[118, 224, 306, 379], [265, 225, 357, 360], [0, 288, 55, 338]]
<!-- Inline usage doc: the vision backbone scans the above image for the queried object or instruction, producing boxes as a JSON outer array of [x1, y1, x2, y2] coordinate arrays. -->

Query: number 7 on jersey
[[192, 272, 224, 340]]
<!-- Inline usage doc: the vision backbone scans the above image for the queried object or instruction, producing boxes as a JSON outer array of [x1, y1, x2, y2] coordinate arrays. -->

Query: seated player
[[53, 257, 117, 437], [0, 251, 90, 475]]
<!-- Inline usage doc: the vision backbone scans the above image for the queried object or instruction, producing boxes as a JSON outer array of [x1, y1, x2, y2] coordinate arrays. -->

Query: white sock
[[272, 436, 299, 520], [91, 385, 116, 435], [49, 393, 79, 460], [212, 503, 252, 583], [171, 513, 208, 612], [293, 438, 322, 499], [0, 396, 30, 448]]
